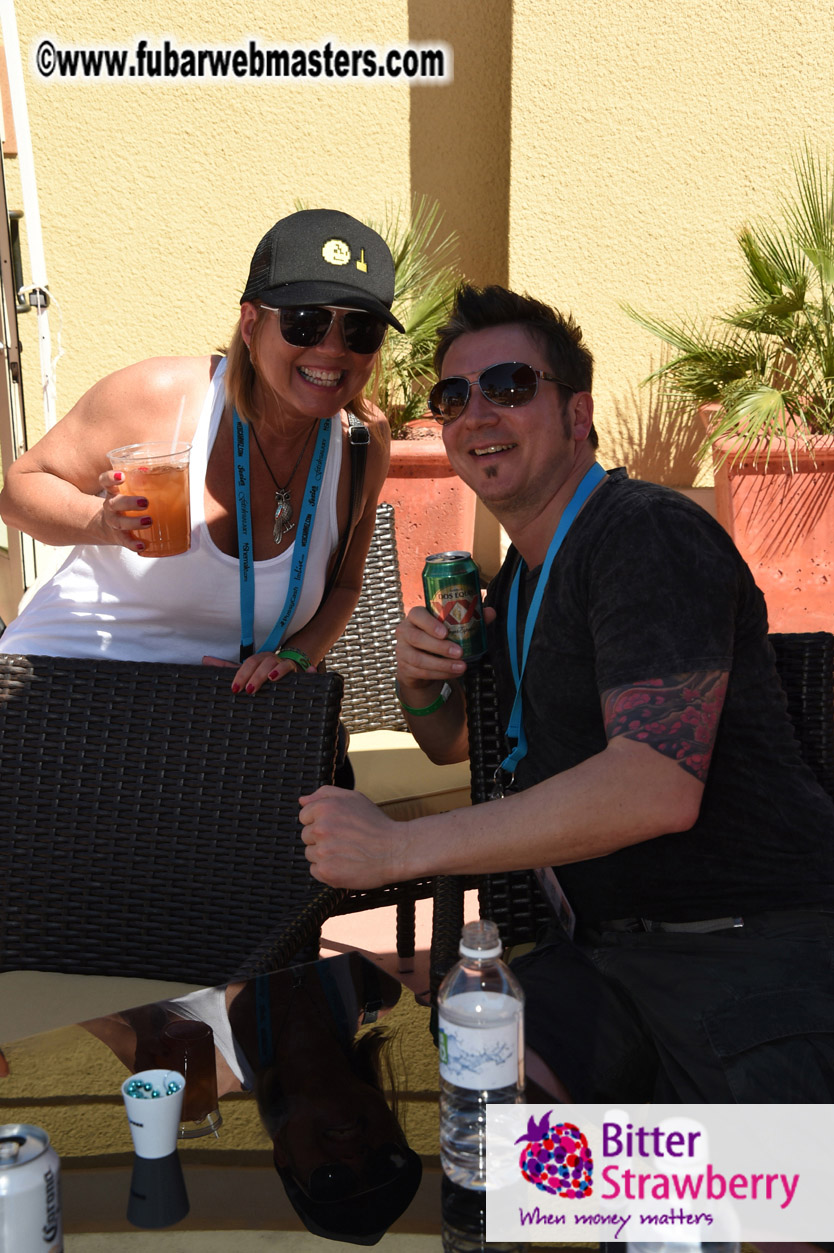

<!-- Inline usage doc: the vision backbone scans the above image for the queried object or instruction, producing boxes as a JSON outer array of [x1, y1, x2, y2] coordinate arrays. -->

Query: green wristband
[[395, 680, 453, 716], [275, 646, 313, 672]]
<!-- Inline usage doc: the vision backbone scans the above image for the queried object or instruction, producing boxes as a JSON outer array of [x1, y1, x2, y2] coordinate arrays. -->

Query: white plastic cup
[[121, 1069, 186, 1159]]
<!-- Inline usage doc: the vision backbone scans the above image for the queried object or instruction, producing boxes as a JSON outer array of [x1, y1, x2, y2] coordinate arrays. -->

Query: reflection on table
[[0, 953, 440, 1246], [0, 952, 538, 1249]]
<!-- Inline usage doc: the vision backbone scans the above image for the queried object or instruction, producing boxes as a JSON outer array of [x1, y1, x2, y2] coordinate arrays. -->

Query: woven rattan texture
[[431, 631, 834, 989], [768, 632, 834, 798], [465, 659, 550, 951], [326, 502, 407, 736], [0, 655, 343, 985], [327, 503, 436, 923], [233, 885, 348, 979]]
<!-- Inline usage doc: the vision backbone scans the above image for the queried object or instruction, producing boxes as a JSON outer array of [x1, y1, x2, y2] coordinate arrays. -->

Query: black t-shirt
[[485, 468, 834, 922]]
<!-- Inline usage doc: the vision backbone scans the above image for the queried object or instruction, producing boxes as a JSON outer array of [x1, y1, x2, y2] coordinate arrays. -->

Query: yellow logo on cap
[[322, 238, 351, 266], [356, 248, 367, 273]]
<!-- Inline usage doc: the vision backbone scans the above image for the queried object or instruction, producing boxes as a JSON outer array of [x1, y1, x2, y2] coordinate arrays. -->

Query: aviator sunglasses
[[428, 360, 574, 425], [260, 304, 388, 355]]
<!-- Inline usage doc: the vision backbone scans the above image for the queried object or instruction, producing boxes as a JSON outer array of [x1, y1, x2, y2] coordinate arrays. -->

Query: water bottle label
[[438, 992, 520, 1090]]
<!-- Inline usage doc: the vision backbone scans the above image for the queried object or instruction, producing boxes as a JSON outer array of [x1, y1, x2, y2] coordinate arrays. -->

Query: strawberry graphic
[[515, 1113, 593, 1198]]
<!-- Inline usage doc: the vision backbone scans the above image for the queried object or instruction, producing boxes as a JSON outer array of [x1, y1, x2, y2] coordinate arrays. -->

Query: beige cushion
[[349, 729, 471, 820], [0, 970, 203, 1044]]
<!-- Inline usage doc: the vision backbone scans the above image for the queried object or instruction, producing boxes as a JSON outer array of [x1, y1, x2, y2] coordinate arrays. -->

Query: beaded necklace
[[248, 418, 319, 545]]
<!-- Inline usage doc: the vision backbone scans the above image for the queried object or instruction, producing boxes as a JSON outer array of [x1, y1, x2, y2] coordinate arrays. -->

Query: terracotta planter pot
[[381, 421, 477, 612], [700, 404, 834, 631]]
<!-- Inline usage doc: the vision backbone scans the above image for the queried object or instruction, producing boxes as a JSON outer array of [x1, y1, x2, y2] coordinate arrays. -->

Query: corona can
[[0, 1125, 62, 1253], [422, 551, 487, 661]]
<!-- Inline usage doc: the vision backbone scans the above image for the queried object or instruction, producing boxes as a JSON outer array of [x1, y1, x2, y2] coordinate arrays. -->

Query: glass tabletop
[[2, 957, 811, 1253], [0, 953, 531, 1250]]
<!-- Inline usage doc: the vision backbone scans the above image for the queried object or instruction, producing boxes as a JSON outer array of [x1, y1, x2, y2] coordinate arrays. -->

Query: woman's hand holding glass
[[97, 468, 155, 554]]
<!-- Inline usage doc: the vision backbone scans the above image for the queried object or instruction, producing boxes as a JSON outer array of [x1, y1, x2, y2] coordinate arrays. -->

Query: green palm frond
[[366, 196, 461, 435], [622, 306, 727, 361], [625, 146, 834, 462], [623, 305, 764, 401], [788, 144, 834, 285], [725, 312, 800, 343], [739, 224, 809, 303]]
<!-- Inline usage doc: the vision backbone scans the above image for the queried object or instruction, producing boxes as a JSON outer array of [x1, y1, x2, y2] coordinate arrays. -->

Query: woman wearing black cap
[[0, 209, 402, 695]]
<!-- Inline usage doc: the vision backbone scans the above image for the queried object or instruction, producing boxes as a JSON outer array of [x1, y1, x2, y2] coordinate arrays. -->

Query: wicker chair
[[326, 502, 408, 737], [325, 502, 440, 967], [0, 654, 345, 986], [429, 631, 834, 997]]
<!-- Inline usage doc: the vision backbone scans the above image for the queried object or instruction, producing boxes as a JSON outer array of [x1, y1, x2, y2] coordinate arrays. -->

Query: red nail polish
[[268, 670, 279, 680], [246, 683, 255, 694], [113, 471, 124, 482], [231, 684, 240, 693], [139, 516, 152, 527], [136, 542, 145, 551], [136, 497, 149, 509]]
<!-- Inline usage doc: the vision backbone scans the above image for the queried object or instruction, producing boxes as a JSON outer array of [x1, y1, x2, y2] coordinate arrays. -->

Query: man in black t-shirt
[[300, 284, 834, 1102]]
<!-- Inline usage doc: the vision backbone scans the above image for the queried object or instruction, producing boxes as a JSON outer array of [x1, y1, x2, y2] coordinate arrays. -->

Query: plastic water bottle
[[437, 919, 525, 1189]]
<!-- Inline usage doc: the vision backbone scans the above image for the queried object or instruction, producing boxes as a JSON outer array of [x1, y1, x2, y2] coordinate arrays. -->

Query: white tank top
[[159, 985, 254, 1090], [0, 358, 343, 662]]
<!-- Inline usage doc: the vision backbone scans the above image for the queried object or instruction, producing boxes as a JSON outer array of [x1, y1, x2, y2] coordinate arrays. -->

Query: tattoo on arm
[[602, 670, 729, 783]]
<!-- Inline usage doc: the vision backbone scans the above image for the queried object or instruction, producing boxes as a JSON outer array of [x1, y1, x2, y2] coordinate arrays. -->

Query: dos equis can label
[[422, 551, 487, 661], [0, 1124, 62, 1252]]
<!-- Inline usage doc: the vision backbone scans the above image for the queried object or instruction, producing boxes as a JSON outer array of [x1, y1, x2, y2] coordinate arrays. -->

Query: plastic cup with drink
[[107, 442, 192, 558], [157, 1020, 222, 1139]]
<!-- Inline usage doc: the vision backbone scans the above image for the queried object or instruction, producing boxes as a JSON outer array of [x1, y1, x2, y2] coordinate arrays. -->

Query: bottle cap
[[459, 919, 502, 959]]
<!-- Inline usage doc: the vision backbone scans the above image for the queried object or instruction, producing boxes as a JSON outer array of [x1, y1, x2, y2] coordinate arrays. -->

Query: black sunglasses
[[261, 304, 387, 355], [304, 1142, 409, 1203], [428, 360, 573, 425]]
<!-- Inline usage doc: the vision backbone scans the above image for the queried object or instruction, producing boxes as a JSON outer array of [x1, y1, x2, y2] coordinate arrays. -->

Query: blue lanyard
[[233, 410, 331, 662], [500, 462, 607, 781]]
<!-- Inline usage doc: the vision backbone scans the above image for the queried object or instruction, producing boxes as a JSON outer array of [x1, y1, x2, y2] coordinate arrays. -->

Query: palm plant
[[624, 145, 834, 468], [366, 196, 461, 437]]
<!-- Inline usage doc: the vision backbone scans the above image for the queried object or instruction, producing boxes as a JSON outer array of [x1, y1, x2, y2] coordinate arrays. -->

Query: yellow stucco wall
[[5, 0, 834, 477], [5, 0, 412, 437], [507, 0, 834, 483]]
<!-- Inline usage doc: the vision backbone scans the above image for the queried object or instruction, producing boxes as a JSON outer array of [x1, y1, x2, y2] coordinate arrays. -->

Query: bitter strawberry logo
[[516, 1112, 593, 1198]]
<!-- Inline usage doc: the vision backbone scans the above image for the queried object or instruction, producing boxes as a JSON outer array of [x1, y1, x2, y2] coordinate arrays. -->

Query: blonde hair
[[223, 308, 380, 431]]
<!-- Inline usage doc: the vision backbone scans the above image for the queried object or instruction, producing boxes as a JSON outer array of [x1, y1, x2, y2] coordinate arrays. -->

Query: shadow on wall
[[409, 0, 511, 289], [728, 462, 834, 563], [603, 368, 704, 488]]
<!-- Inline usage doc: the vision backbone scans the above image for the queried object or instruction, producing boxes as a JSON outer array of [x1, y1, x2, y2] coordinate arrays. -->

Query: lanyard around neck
[[233, 410, 331, 662], [499, 461, 607, 782]]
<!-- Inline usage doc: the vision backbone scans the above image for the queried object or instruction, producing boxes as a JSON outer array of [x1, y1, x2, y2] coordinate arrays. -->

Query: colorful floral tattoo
[[602, 671, 729, 782]]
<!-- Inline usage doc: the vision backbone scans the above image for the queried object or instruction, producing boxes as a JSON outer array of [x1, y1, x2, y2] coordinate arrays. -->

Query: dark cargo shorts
[[510, 910, 834, 1102]]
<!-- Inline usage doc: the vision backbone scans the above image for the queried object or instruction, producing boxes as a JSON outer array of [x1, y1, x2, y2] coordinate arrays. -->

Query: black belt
[[598, 915, 745, 934]]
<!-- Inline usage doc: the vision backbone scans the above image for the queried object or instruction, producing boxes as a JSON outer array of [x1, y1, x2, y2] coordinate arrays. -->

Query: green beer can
[[422, 551, 488, 661]]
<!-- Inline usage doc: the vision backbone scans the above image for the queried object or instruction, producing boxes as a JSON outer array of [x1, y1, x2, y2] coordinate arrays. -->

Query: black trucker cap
[[240, 208, 404, 332]]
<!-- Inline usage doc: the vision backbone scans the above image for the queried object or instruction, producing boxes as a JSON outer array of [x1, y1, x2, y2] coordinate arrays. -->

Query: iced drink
[[157, 1019, 222, 1138], [107, 442, 191, 558]]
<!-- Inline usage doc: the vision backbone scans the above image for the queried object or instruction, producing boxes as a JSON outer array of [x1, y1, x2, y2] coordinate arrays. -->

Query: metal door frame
[[0, 139, 31, 626]]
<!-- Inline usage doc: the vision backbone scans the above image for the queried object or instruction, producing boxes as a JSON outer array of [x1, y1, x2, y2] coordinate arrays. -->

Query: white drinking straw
[[170, 394, 186, 453]]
